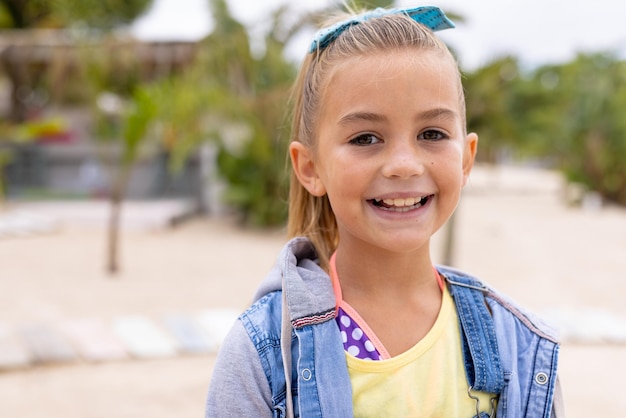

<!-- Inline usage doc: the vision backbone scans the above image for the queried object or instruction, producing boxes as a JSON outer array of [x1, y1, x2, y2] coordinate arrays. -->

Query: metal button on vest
[[301, 368, 312, 381], [535, 372, 548, 385]]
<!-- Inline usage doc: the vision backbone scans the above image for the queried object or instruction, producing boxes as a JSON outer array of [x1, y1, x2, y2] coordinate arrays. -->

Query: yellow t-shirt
[[345, 286, 496, 417]]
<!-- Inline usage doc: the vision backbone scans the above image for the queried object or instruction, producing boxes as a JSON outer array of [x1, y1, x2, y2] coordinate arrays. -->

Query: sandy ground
[[0, 164, 625, 417]]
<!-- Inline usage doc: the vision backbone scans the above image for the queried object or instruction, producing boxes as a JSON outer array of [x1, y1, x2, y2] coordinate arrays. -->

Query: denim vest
[[239, 239, 560, 417]]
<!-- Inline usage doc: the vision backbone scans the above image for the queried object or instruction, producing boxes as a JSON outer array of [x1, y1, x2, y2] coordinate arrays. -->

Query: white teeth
[[381, 197, 423, 207]]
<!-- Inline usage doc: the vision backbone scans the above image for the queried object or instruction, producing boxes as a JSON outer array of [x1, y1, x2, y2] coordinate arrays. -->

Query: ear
[[289, 141, 327, 196], [462, 132, 478, 187]]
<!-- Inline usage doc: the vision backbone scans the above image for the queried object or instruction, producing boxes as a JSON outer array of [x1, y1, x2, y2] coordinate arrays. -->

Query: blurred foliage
[[464, 52, 626, 205], [89, 0, 299, 226], [539, 54, 626, 204], [157, 0, 301, 226], [52, 0, 152, 29], [0, 0, 54, 28], [120, 87, 157, 165], [0, 0, 151, 29], [106, 86, 158, 274], [201, 0, 295, 225], [464, 57, 520, 162], [343, 0, 394, 9]]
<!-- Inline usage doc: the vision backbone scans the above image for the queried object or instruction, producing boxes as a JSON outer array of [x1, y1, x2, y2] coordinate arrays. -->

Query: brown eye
[[349, 134, 381, 146], [419, 130, 447, 141]]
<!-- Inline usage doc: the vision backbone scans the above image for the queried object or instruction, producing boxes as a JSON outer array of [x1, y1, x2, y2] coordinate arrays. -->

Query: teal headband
[[308, 6, 455, 54]]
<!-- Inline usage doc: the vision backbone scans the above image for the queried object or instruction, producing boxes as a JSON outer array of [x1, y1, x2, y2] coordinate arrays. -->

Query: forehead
[[319, 48, 463, 121]]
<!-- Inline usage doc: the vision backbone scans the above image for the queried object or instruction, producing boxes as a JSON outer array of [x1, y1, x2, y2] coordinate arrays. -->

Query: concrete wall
[[3, 142, 201, 200]]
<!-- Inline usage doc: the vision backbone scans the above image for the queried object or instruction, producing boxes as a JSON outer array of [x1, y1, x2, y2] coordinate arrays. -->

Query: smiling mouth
[[370, 195, 433, 212]]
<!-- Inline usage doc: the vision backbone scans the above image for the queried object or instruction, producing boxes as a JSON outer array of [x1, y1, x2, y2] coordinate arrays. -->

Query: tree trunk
[[0, 149, 10, 211], [106, 163, 132, 275], [442, 208, 457, 267]]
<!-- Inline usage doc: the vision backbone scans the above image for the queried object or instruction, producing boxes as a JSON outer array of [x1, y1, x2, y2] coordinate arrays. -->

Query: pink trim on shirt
[[434, 268, 444, 292], [329, 252, 343, 314]]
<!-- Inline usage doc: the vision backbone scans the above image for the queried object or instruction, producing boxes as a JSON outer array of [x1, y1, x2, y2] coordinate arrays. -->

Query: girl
[[206, 6, 563, 417]]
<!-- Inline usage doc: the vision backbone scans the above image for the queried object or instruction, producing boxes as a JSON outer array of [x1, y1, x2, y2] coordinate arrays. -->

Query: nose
[[381, 138, 426, 179]]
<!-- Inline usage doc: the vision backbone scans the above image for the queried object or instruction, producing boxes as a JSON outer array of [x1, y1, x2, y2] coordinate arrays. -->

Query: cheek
[[318, 153, 358, 189], [433, 154, 466, 187]]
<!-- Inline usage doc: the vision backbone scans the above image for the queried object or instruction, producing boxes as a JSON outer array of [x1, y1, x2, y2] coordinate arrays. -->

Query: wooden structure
[[0, 29, 199, 122]]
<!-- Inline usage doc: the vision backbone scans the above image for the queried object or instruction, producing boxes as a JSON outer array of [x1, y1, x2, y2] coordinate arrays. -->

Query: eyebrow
[[338, 111, 386, 125], [418, 107, 458, 122], [337, 107, 458, 126]]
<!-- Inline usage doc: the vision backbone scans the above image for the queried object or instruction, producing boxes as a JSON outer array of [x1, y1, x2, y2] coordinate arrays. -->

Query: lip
[[370, 192, 432, 201]]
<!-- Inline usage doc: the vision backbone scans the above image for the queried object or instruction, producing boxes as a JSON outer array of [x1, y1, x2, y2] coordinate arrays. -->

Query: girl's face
[[291, 49, 477, 257]]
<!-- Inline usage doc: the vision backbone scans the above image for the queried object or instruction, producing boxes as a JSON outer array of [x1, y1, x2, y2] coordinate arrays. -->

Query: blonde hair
[[287, 11, 464, 271]]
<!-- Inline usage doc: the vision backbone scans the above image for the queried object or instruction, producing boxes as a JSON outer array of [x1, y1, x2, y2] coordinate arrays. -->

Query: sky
[[131, 0, 626, 70]]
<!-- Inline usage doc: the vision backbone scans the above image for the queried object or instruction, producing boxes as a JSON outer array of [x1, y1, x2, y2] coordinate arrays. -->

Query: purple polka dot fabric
[[336, 307, 381, 360]]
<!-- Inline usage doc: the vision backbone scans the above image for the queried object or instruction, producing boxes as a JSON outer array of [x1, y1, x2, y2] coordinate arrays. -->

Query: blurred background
[[0, 0, 624, 416]]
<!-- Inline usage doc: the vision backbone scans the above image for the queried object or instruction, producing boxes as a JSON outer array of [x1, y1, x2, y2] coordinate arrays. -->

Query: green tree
[[0, 0, 152, 29], [465, 52, 626, 205], [547, 54, 626, 204], [464, 57, 521, 162], [53, 0, 152, 29], [0, 0, 54, 28], [106, 86, 157, 274], [165, 0, 300, 226]]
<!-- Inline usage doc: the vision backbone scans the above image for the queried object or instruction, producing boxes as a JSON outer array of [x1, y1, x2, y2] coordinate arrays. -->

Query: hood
[[252, 237, 336, 324]]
